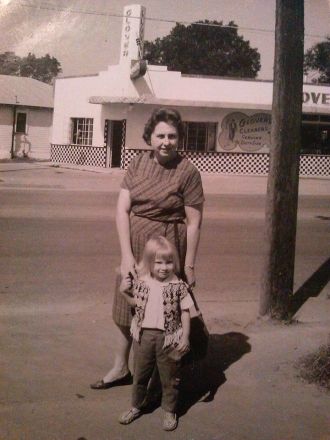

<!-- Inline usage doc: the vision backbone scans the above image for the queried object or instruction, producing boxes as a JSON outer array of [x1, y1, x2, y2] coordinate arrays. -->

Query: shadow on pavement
[[178, 331, 251, 416], [289, 256, 330, 317]]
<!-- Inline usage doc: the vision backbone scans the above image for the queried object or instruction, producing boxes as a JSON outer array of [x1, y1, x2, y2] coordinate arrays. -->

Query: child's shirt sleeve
[[179, 283, 194, 311]]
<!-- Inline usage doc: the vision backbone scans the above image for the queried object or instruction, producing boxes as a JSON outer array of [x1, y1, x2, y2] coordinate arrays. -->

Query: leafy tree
[[304, 37, 330, 83], [144, 20, 261, 78], [0, 51, 62, 84], [0, 51, 21, 76], [20, 53, 62, 84]]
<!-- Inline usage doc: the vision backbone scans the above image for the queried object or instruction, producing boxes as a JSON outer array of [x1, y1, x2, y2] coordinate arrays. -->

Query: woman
[[90, 108, 204, 389]]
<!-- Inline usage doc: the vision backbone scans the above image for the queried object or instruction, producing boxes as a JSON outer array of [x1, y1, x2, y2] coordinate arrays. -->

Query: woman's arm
[[116, 188, 137, 278], [177, 309, 191, 353], [184, 203, 203, 287]]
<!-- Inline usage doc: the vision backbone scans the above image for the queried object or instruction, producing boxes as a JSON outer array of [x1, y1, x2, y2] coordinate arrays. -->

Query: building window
[[71, 118, 93, 145], [182, 122, 217, 152], [301, 114, 330, 155], [16, 112, 27, 133]]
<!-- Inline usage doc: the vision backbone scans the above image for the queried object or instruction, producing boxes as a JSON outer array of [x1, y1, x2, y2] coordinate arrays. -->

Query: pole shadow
[[177, 331, 251, 416], [289, 256, 330, 317]]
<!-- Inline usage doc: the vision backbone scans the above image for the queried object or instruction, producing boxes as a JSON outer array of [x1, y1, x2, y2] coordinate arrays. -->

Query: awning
[[88, 95, 271, 110]]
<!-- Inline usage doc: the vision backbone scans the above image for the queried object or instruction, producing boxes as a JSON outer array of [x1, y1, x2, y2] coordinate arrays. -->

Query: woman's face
[[150, 121, 179, 164]]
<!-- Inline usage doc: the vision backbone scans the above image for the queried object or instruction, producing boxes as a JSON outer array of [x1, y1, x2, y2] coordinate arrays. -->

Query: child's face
[[151, 254, 175, 282]]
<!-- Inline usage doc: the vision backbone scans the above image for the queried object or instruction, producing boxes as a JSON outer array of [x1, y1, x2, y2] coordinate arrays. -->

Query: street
[[1, 165, 329, 440]]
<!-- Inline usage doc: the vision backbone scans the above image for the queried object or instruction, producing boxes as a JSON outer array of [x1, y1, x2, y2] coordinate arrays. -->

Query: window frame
[[301, 114, 330, 155], [15, 112, 28, 134], [71, 117, 94, 146], [182, 121, 217, 152]]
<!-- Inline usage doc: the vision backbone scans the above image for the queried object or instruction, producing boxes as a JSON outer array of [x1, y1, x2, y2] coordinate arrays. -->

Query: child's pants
[[132, 329, 180, 413]]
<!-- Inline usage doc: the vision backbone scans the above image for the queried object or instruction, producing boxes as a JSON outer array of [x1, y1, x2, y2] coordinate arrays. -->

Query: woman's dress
[[112, 151, 204, 326]]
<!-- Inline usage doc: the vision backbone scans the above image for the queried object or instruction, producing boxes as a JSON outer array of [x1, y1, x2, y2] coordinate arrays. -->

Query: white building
[[51, 4, 330, 176], [0, 75, 53, 160]]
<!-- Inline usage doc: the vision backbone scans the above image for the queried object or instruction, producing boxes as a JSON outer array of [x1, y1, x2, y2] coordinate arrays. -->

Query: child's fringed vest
[[130, 279, 189, 349]]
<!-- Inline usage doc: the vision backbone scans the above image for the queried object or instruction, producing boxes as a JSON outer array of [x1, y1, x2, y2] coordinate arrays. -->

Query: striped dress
[[112, 151, 204, 326]]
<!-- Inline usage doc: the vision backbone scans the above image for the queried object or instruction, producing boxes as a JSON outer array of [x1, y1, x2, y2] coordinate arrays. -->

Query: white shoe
[[163, 412, 178, 431]]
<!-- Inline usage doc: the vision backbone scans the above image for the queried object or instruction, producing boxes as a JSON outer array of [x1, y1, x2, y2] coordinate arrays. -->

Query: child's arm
[[177, 309, 190, 354], [119, 274, 136, 307]]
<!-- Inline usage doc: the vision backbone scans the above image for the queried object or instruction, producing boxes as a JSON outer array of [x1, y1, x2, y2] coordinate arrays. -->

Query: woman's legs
[[103, 324, 132, 383]]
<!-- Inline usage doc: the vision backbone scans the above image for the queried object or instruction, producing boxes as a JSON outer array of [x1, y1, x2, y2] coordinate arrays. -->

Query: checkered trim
[[299, 155, 330, 177], [122, 149, 330, 177], [51, 144, 106, 167], [123, 149, 270, 175], [120, 120, 127, 168], [50, 145, 330, 177]]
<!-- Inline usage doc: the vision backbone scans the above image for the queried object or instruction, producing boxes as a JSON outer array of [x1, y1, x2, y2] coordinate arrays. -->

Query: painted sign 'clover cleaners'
[[218, 112, 271, 152], [120, 4, 146, 64]]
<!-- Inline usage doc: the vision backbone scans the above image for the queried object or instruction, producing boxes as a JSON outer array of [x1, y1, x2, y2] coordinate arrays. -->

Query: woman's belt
[[133, 214, 185, 260]]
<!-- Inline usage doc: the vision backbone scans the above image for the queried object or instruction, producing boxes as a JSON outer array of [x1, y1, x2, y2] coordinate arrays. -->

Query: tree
[[144, 20, 261, 78], [304, 37, 330, 83], [20, 53, 62, 84], [0, 51, 62, 84], [0, 51, 21, 76]]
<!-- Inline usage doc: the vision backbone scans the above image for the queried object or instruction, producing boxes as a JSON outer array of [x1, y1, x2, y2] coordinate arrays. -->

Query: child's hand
[[120, 274, 133, 293], [177, 337, 190, 354]]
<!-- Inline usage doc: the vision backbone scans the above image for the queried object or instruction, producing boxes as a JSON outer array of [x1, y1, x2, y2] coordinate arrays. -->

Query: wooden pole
[[260, 0, 304, 319]]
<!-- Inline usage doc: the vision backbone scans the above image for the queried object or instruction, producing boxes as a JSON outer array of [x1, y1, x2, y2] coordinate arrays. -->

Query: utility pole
[[260, 0, 304, 319]]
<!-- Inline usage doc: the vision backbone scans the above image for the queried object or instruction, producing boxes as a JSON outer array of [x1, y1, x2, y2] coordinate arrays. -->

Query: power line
[[17, 0, 328, 40]]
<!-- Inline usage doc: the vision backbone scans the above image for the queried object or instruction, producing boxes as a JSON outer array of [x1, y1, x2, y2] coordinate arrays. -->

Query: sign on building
[[120, 4, 146, 64], [218, 112, 271, 152]]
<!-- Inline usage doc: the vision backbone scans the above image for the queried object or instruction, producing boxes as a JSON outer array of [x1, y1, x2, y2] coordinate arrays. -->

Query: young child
[[118, 236, 194, 431]]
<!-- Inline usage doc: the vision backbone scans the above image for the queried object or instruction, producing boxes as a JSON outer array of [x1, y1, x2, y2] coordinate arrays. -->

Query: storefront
[[51, 4, 330, 177]]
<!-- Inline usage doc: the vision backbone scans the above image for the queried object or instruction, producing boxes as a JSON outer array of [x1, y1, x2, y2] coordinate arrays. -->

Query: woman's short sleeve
[[182, 166, 205, 206], [121, 156, 138, 191]]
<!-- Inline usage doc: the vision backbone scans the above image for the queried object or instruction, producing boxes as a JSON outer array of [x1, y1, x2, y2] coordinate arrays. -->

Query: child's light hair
[[138, 236, 180, 277]]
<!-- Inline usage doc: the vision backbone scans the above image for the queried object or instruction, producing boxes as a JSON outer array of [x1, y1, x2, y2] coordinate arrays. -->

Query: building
[[0, 75, 53, 160], [51, 4, 330, 177]]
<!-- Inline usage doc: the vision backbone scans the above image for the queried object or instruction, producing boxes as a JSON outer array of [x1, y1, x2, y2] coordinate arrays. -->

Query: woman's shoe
[[90, 371, 133, 390], [163, 412, 178, 431], [118, 407, 142, 425]]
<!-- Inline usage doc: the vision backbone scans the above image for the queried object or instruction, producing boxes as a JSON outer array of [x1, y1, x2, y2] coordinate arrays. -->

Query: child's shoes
[[163, 411, 178, 431], [118, 407, 142, 425]]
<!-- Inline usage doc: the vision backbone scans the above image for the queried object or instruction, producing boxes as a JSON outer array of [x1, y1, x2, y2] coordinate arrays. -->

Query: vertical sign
[[120, 4, 146, 64]]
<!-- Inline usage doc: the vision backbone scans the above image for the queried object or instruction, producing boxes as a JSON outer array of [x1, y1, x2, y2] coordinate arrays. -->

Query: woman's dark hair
[[142, 108, 185, 145]]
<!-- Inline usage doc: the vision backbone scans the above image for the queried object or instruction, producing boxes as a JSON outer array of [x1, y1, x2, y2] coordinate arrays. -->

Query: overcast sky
[[0, 0, 329, 80]]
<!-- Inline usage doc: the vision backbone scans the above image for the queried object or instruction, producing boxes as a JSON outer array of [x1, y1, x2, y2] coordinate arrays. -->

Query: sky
[[0, 0, 329, 80]]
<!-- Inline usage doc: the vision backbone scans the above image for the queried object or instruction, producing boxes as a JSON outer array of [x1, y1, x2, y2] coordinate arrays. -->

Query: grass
[[296, 342, 330, 391]]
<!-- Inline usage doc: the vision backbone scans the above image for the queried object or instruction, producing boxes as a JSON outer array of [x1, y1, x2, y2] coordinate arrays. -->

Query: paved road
[[1, 166, 329, 440]]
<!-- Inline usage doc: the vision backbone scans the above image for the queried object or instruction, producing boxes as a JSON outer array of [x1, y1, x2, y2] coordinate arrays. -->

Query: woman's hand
[[120, 256, 137, 280], [184, 265, 196, 288], [177, 336, 190, 354]]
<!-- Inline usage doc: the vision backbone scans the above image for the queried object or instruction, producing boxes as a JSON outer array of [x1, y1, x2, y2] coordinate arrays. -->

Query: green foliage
[[144, 20, 261, 78], [304, 37, 330, 84], [0, 51, 62, 84]]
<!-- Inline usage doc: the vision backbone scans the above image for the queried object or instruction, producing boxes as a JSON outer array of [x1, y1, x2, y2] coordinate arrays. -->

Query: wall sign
[[303, 92, 330, 105], [218, 112, 271, 152], [120, 5, 146, 64]]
